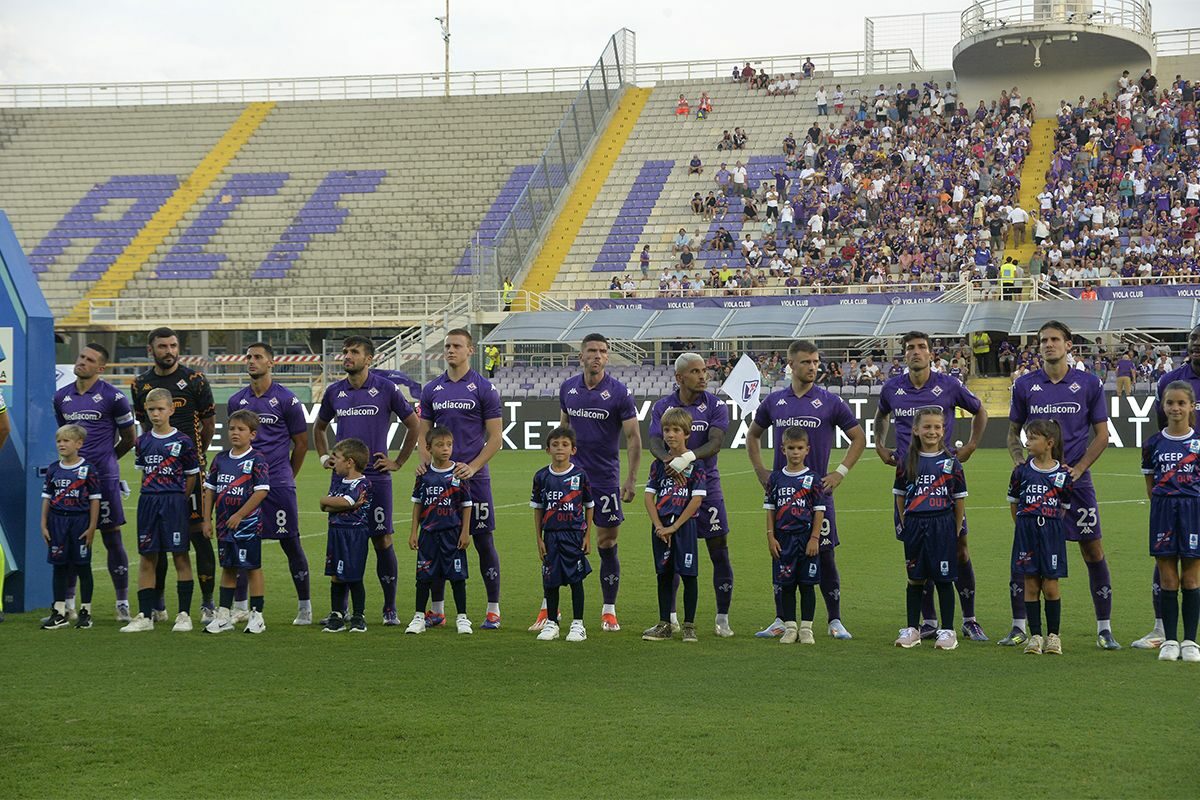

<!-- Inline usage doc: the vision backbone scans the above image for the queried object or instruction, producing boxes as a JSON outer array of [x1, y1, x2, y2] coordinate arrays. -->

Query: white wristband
[[835, 464, 850, 477], [320, 454, 331, 467], [681, 450, 697, 465]]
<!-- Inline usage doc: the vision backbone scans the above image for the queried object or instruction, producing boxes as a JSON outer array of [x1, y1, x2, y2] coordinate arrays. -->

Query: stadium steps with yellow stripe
[[62, 101, 276, 326], [1007, 117, 1056, 290], [970, 376, 1013, 418], [515, 87, 651, 307]]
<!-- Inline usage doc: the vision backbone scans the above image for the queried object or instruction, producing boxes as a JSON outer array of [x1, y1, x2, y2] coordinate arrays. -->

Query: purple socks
[[1010, 571, 1026, 620], [1086, 558, 1113, 621], [956, 558, 977, 619], [474, 532, 501, 604], [709, 544, 733, 615], [599, 544, 620, 605], [819, 548, 841, 622], [281, 536, 311, 602], [376, 542, 399, 614]]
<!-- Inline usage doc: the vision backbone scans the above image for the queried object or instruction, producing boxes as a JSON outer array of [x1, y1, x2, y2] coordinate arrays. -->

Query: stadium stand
[[539, 72, 1055, 300], [0, 93, 574, 318]]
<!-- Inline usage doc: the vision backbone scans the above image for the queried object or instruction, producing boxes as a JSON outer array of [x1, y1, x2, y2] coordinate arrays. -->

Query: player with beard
[[227, 342, 312, 625], [529, 333, 641, 632], [419, 329, 505, 628], [648, 352, 735, 636], [53, 343, 136, 621], [747, 340, 866, 639], [315, 336, 420, 625], [1008, 320, 1120, 650], [130, 328, 216, 619], [873, 331, 989, 642], [1133, 324, 1200, 649]]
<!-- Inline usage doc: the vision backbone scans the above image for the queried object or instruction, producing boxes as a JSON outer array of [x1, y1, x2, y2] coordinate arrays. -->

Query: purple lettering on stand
[[28, 175, 179, 280], [157, 173, 289, 279], [253, 170, 385, 279]]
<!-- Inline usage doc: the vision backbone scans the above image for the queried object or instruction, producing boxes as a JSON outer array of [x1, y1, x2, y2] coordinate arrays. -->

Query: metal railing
[[961, 0, 1152, 38], [1155, 28, 1200, 56], [0, 41, 931, 109], [480, 29, 633, 295], [630, 49, 923, 84]]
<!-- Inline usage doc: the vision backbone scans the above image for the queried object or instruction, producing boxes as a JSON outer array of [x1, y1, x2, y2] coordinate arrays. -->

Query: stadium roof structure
[[484, 299, 1200, 344]]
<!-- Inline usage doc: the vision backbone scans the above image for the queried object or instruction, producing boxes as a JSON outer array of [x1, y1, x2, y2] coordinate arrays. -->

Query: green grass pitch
[[2, 447, 1188, 798]]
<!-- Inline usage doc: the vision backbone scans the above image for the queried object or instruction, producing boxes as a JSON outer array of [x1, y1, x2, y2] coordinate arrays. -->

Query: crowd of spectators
[[643, 80, 1034, 297], [1027, 70, 1200, 290]]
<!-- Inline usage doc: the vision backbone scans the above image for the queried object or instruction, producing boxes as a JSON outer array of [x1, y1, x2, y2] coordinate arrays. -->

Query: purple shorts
[[1064, 477, 1102, 542], [469, 475, 495, 535], [331, 472, 394, 537], [137, 493, 190, 555], [696, 492, 730, 540], [47, 513, 92, 566], [259, 484, 301, 540], [326, 524, 370, 582], [893, 503, 968, 541], [820, 495, 840, 550], [591, 485, 625, 529], [1149, 495, 1200, 558], [98, 476, 126, 530]]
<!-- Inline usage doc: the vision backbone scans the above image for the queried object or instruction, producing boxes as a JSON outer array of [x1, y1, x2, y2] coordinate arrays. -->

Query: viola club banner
[[199, 393, 1165, 453], [1068, 285, 1200, 300], [573, 292, 945, 311]]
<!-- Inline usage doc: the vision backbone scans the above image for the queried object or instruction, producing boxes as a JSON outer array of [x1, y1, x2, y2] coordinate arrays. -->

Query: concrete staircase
[[970, 375, 1013, 417]]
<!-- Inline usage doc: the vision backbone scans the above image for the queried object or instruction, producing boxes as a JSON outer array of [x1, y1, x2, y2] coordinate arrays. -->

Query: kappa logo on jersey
[[1030, 384, 1043, 392], [568, 388, 578, 394], [434, 385, 444, 391], [741, 380, 759, 402], [239, 398, 248, 405], [777, 398, 787, 406], [337, 391, 348, 398], [896, 388, 906, 395]]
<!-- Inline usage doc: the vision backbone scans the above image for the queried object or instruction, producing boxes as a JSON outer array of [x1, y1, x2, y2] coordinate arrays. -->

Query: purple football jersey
[[411, 465, 474, 533], [203, 448, 271, 536], [42, 459, 102, 514], [1007, 460, 1073, 519], [1141, 429, 1200, 497], [419, 369, 502, 479], [752, 385, 860, 473], [53, 378, 134, 479], [530, 463, 594, 534], [763, 467, 826, 533], [228, 382, 307, 488], [878, 371, 982, 459], [1009, 369, 1107, 470], [559, 373, 638, 488], [134, 429, 200, 494], [645, 459, 707, 521], [318, 371, 415, 478], [893, 452, 968, 515], [649, 389, 729, 494]]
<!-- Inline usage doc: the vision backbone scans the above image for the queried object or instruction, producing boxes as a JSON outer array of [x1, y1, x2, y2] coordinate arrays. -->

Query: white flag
[[719, 354, 763, 420]]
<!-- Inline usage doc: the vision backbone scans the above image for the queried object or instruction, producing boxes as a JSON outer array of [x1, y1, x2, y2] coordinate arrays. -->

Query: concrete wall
[[1157, 55, 1200, 83], [953, 24, 1154, 116]]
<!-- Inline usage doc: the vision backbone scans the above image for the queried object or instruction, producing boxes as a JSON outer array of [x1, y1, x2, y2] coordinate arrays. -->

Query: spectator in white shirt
[[815, 86, 828, 116]]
